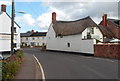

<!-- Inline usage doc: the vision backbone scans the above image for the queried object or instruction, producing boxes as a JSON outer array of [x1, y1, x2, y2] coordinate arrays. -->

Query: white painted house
[[21, 30, 46, 47], [0, 4, 21, 53], [46, 12, 103, 54]]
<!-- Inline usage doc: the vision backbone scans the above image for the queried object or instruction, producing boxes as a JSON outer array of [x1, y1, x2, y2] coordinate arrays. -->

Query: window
[[26, 37, 28, 40], [37, 43, 39, 46], [91, 28, 94, 34], [13, 43, 17, 47], [49, 37, 50, 39], [32, 37, 35, 40], [14, 27, 17, 33], [42, 37, 45, 40], [67, 43, 70, 47], [58, 34, 63, 38]]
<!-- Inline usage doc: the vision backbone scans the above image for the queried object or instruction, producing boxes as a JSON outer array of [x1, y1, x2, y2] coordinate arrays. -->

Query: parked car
[[0, 55, 3, 60]]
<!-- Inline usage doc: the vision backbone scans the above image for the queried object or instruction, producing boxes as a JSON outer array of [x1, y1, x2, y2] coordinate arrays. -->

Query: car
[[0, 55, 3, 60]]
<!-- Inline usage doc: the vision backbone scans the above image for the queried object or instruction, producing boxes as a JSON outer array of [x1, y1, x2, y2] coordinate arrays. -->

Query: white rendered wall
[[46, 24, 94, 54], [21, 36, 46, 46], [0, 12, 20, 52], [82, 27, 103, 44]]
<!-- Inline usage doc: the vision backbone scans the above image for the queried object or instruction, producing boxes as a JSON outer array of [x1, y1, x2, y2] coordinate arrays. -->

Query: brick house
[[94, 14, 120, 58], [98, 14, 120, 42]]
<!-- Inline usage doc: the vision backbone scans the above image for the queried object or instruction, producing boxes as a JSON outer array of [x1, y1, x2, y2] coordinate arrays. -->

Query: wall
[[0, 12, 20, 52], [82, 27, 103, 43], [46, 23, 94, 54], [21, 36, 46, 46], [94, 44, 120, 58]]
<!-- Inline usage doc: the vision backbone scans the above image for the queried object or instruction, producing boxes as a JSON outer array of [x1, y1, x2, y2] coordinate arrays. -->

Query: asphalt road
[[22, 48, 118, 79]]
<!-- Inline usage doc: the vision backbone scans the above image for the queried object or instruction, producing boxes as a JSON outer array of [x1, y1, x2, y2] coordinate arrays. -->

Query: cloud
[[15, 14, 35, 26], [15, 1, 119, 32], [0, 1, 12, 5], [36, 2, 118, 31]]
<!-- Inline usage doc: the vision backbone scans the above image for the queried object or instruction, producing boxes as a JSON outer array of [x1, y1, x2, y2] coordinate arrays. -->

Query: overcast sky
[[0, 0, 119, 32]]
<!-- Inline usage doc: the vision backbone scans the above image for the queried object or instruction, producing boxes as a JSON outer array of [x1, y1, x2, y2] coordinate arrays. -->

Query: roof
[[98, 25, 115, 38], [20, 32, 33, 37], [99, 18, 120, 39], [107, 19, 120, 27], [21, 32, 47, 37], [31, 32, 47, 37], [53, 16, 98, 36]]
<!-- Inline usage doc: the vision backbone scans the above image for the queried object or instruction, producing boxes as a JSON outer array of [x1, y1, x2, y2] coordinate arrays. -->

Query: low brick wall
[[94, 44, 120, 58]]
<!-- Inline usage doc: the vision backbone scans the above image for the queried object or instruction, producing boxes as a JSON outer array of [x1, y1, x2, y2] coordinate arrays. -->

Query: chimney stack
[[31, 30, 34, 33], [102, 14, 107, 27], [52, 12, 56, 23], [1, 4, 6, 12]]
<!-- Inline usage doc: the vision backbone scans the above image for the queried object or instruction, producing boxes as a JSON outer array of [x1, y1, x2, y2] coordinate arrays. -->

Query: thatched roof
[[53, 16, 98, 36]]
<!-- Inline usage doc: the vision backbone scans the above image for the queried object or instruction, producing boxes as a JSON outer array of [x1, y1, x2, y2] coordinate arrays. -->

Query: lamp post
[[11, 0, 15, 54]]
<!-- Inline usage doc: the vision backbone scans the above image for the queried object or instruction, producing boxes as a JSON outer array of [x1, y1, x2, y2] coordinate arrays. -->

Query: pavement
[[14, 53, 42, 80], [23, 48, 119, 79]]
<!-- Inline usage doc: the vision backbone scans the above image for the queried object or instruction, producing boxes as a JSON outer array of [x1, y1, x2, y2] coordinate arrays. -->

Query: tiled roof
[[20, 32, 47, 37], [98, 25, 115, 38], [53, 16, 98, 36], [31, 32, 47, 37], [99, 18, 120, 39]]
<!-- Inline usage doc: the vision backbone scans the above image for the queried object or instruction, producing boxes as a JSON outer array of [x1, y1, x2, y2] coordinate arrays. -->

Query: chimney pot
[[1, 4, 6, 12], [52, 12, 56, 23]]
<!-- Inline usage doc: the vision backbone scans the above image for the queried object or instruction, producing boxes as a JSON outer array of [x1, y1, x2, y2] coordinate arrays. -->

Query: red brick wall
[[94, 44, 120, 58]]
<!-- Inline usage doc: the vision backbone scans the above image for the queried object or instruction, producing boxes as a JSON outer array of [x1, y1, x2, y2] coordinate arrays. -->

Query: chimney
[[1, 4, 6, 12], [52, 12, 56, 23], [31, 30, 34, 33], [102, 14, 107, 27]]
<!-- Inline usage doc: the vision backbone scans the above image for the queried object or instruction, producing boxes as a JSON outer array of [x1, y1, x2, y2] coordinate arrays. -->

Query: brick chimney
[[1, 4, 6, 12], [52, 12, 56, 23], [31, 30, 34, 33], [102, 14, 107, 27]]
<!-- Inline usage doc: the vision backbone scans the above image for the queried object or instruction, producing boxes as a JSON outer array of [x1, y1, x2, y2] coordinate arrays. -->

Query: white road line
[[33, 55, 45, 81]]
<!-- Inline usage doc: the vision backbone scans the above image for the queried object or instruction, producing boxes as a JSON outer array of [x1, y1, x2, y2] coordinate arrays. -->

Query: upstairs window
[[14, 27, 17, 33], [57, 34, 63, 38]]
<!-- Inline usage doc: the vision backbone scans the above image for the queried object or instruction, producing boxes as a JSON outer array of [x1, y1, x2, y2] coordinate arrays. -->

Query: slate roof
[[53, 16, 98, 36], [20, 32, 47, 37], [20, 32, 33, 37], [31, 32, 47, 37]]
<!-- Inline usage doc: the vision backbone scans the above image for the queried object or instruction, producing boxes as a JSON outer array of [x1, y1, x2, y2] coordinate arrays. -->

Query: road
[[22, 48, 118, 79]]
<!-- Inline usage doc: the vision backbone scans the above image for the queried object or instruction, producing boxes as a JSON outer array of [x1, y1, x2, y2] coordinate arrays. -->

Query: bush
[[2, 50, 24, 81]]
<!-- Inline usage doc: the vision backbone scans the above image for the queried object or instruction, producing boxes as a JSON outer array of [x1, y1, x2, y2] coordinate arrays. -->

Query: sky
[[0, 0, 119, 33]]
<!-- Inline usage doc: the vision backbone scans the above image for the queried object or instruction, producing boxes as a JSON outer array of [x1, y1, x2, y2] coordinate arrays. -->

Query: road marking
[[33, 55, 45, 81]]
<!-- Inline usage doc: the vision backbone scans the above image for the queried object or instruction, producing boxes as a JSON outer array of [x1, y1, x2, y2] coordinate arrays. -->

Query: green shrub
[[2, 50, 24, 81], [17, 50, 23, 59]]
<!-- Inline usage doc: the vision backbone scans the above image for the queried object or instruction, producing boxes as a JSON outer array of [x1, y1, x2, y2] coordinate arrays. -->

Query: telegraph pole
[[11, 0, 15, 54]]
